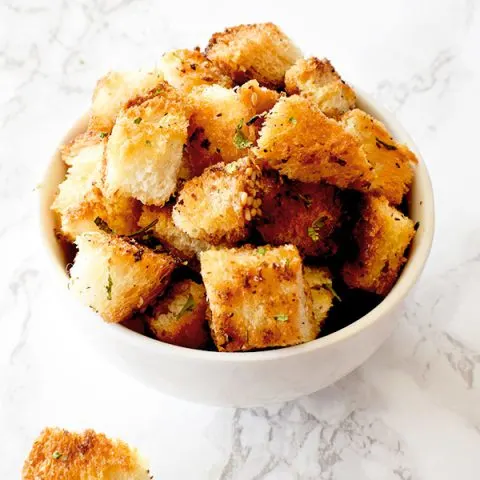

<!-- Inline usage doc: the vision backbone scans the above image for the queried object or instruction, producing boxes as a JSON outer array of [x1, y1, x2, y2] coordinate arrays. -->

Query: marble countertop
[[1, 0, 479, 478]]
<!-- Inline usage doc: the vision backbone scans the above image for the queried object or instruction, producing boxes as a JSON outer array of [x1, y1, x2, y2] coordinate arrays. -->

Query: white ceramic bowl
[[39, 89, 434, 407]]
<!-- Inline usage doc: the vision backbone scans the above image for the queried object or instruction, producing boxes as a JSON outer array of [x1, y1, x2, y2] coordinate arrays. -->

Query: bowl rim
[[39, 87, 435, 364]]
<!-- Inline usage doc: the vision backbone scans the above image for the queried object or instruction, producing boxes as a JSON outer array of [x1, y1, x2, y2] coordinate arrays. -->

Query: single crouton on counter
[[303, 266, 336, 332], [89, 68, 163, 134], [285, 57, 356, 119], [52, 135, 140, 242], [206, 22, 302, 88], [200, 244, 316, 351], [257, 174, 342, 256], [145, 279, 210, 349], [22, 427, 151, 480], [158, 48, 233, 92], [342, 109, 417, 205], [342, 195, 415, 295], [70, 232, 175, 323], [139, 205, 210, 260], [255, 95, 372, 190], [173, 157, 263, 245], [105, 82, 189, 206]]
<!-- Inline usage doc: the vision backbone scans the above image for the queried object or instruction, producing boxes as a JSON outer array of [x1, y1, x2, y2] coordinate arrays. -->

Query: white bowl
[[39, 89, 434, 407]]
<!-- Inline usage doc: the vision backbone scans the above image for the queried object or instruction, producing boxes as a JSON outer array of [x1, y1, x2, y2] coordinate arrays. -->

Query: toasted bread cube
[[342, 109, 417, 205], [304, 266, 335, 332], [139, 205, 209, 260], [200, 245, 315, 351], [285, 57, 356, 118], [22, 428, 150, 480], [342, 196, 415, 295], [61, 131, 107, 167], [89, 68, 163, 133], [70, 232, 175, 323], [145, 279, 209, 349], [257, 175, 342, 256], [173, 157, 262, 245], [52, 137, 140, 241], [105, 83, 189, 206], [206, 23, 301, 88], [255, 95, 372, 190], [159, 48, 232, 92], [237, 79, 281, 115]]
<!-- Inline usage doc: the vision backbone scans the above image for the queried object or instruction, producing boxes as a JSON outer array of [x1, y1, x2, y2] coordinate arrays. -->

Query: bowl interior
[[39, 89, 434, 361]]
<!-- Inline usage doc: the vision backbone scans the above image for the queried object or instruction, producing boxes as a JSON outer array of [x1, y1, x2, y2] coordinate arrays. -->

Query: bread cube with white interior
[[22, 427, 151, 480], [89, 68, 163, 134], [145, 279, 209, 349], [200, 244, 315, 351], [206, 22, 301, 88], [70, 232, 175, 323], [342, 195, 415, 295], [139, 205, 210, 260], [342, 109, 417, 205], [105, 82, 189, 206], [285, 57, 356, 118], [255, 95, 372, 190], [159, 48, 232, 92], [173, 157, 262, 245]]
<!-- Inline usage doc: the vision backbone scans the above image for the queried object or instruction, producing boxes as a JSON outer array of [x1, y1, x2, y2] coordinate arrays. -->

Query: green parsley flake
[[176, 294, 195, 319], [106, 273, 113, 300], [145, 140, 152, 146], [233, 119, 253, 149], [324, 282, 341, 301], [307, 216, 327, 241], [274, 314, 289, 322], [257, 247, 267, 255], [99, 132, 108, 138], [134, 117, 142, 124], [289, 117, 297, 124], [52, 451, 62, 460]]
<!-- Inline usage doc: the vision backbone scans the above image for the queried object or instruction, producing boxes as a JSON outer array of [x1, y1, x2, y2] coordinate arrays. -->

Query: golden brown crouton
[[70, 232, 175, 323], [303, 266, 335, 332], [22, 427, 150, 480], [257, 175, 342, 256], [342, 196, 415, 295], [285, 57, 356, 118], [61, 131, 107, 167], [159, 48, 232, 92], [173, 157, 262, 245], [89, 68, 163, 133], [200, 244, 315, 351], [145, 279, 209, 349], [105, 83, 190, 206], [139, 204, 210, 260], [237, 79, 281, 114], [206, 23, 301, 89], [255, 95, 372, 189], [52, 136, 140, 242], [342, 109, 417, 205]]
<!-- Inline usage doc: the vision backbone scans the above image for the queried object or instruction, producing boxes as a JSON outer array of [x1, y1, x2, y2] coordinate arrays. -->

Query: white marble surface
[[1, 0, 479, 478]]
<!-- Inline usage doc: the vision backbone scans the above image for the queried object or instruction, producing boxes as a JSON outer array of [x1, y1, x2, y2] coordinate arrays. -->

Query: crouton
[[70, 232, 175, 323], [200, 244, 315, 351], [206, 23, 301, 89], [255, 95, 372, 190], [139, 204, 209, 260], [145, 279, 209, 349], [159, 48, 232, 92], [257, 175, 342, 256], [89, 68, 163, 133], [285, 57, 356, 118], [237, 79, 281, 115], [173, 157, 262, 245], [61, 131, 107, 167], [342, 109, 417, 205], [342, 195, 415, 295], [22, 428, 151, 480], [303, 266, 335, 332], [105, 83, 189, 206], [52, 136, 140, 242]]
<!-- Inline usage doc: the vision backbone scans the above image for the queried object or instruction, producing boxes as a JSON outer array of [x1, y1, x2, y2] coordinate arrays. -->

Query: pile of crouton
[[52, 23, 417, 352]]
